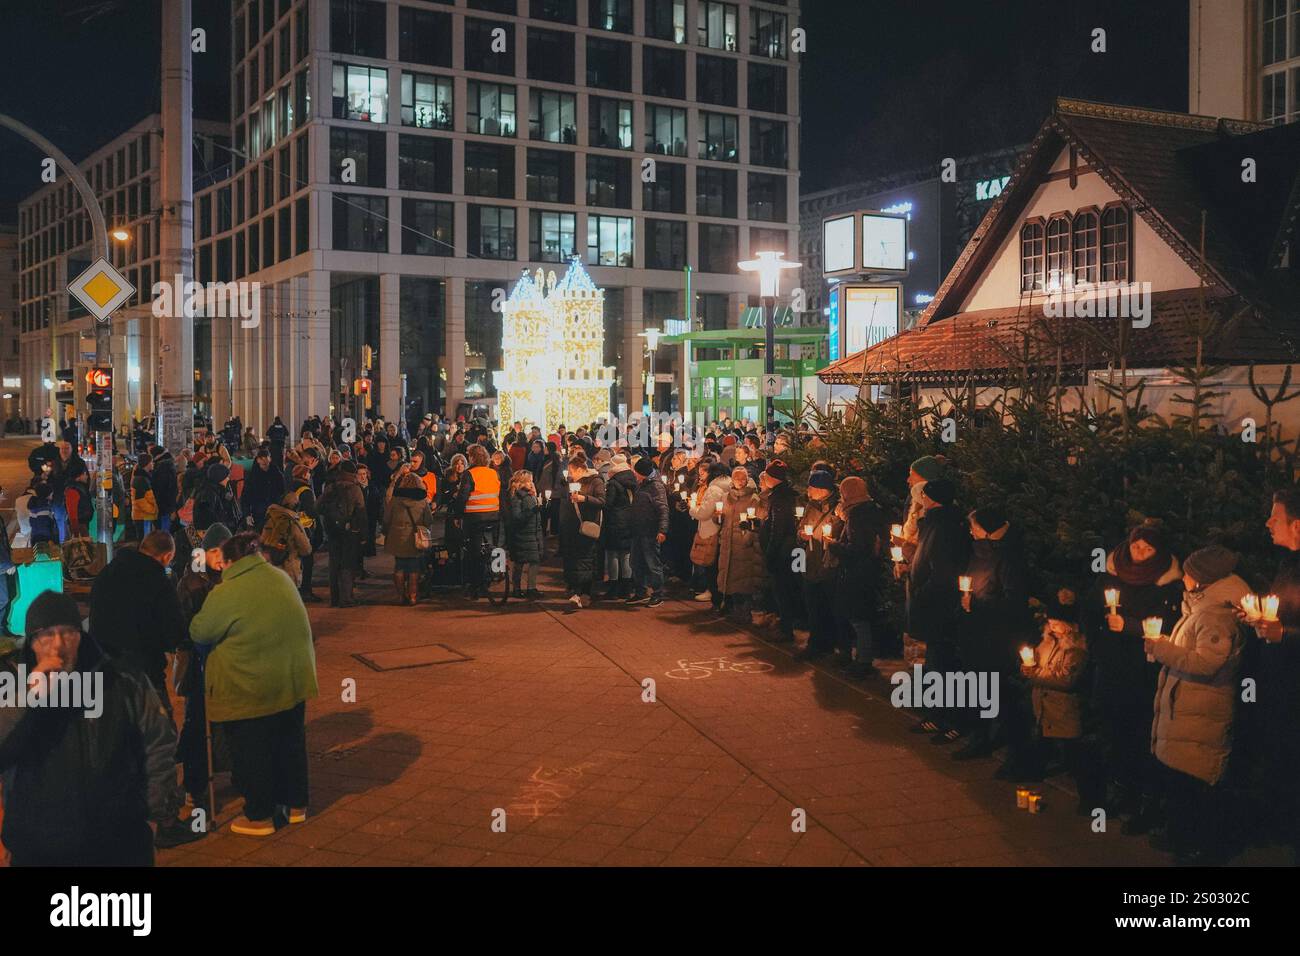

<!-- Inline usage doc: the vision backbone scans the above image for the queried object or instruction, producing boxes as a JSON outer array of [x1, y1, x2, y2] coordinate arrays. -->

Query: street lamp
[[639, 327, 662, 416], [738, 251, 800, 437], [110, 228, 131, 243]]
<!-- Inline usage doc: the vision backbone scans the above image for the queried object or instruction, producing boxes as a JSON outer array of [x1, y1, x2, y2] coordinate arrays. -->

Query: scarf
[[1112, 542, 1173, 587]]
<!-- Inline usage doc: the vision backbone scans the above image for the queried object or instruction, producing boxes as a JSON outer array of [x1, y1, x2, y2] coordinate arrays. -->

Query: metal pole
[[648, 345, 655, 416], [764, 296, 775, 438], [158, 0, 195, 456]]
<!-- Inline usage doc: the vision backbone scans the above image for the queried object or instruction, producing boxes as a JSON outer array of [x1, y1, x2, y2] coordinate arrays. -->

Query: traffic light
[[85, 367, 113, 432]]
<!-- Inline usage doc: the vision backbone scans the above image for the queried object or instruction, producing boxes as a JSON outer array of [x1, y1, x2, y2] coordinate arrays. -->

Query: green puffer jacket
[[189, 553, 319, 722], [1149, 573, 1247, 786]]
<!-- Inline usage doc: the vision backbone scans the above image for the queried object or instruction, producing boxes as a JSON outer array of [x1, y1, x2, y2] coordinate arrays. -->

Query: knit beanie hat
[[922, 477, 956, 507], [25, 590, 83, 639], [807, 470, 836, 491], [206, 462, 230, 483], [1183, 545, 1238, 587], [611, 454, 628, 467], [1046, 588, 1078, 624], [765, 461, 788, 482], [202, 523, 233, 551], [839, 476, 870, 507], [971, 506, 1008, 535], [910, 455, 944, 481], [634, 458, 656, 478]]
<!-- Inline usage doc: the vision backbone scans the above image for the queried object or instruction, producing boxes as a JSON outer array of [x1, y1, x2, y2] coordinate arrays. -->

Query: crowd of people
[[1, 410, 1298, 868]]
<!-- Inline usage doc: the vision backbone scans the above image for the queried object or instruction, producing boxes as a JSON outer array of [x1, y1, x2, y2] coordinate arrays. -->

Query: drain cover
[[352, 643, 473, 671]]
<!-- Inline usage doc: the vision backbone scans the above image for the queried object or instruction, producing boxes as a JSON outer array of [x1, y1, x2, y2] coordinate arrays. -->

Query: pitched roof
[[821, 99, 1300, 386], [918, 99, 1300, 328], [818, 290, 1292, 386]]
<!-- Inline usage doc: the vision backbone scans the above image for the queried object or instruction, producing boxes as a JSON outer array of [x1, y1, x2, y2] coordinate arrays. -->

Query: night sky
[[0, 0, 1190, 216]]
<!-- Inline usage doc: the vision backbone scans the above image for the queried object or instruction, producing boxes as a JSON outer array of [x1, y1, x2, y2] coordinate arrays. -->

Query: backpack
[[284, 486, 315, 528], [260, 508, 294, 566]]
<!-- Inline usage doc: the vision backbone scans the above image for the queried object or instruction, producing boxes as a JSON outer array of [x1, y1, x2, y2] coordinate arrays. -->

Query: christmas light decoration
[[495, 258, 615, 432]]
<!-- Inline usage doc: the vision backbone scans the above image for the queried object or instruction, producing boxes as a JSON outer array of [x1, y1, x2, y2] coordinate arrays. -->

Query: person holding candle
[[663, 448, 697, 584], [505, 469, 545, 599], [823, 476, 888, 679], [951, 506, 1033, 761], [1146, 544, 1247, 864], [758, 461, 801, 644], [626, 457, 670, 608], [716, 466, 765, 624], [557, 451, 607, 609], [794, 470, 841, 661], [536, 441, 566, 537], [599, 454, 638, 599], [1008, 590, 1099, 809], [1254, 487, 1300, 861], [903, 477, 970, 737], [688, 461, 732, 609], [1084, 521, 1183, 834]]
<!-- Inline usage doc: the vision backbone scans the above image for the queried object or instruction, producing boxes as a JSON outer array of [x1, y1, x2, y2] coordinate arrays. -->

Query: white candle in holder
[[569, 482, 580, 494]]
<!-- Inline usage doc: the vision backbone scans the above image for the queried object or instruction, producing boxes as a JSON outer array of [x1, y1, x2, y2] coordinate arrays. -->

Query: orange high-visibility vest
[[465, 466, 500, 514], [419, 470, 438, 502]]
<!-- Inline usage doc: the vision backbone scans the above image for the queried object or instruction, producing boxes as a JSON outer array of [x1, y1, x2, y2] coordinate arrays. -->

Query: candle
[[1263, 594, 1281, 622], [679, 491, 688, 500], [958, 575, 972, 593], [891, 523, 903, 539], [569, 482, 580, 494], [1026, 792, 1043, 814], [674, 481, 681, 491], [1241, 594, 1261, 621], [890, 545, 904, 563], [1142, 617, 1163, 639], [562, 469, 568, 480], [689, 493, 698, 508], [1103, 588, 1120, 613], [714, 501, 724, 514], [544, 489, 552, 501], [795, 506, 805, 519], [822, 523, 833, 538], [804, 524, 814, 537], [747, 507, 756, 519], [661, 475, 669, 484], [1019, 646, 1035, 665], [1015, 786, 1030, 810]]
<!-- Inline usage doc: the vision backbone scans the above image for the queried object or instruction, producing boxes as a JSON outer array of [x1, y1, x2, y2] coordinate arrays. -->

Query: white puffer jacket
[[688, 475, 733, 540], [1149, 573, 1248, 786]]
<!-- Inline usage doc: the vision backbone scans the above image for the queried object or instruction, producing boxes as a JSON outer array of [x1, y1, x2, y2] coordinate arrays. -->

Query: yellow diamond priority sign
[[68, 257, 135, 322]]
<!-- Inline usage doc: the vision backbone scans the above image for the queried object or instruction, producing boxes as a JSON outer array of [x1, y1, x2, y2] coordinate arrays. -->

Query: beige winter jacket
[[1149, 573, 1247, 786]]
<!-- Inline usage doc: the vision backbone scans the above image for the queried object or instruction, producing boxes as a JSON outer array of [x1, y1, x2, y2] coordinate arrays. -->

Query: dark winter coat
[[1085, 549, 1182, 733], [193, 478, 243, 531], [1253, 550, 1300, 772], [907, 504, 970, 644], [151, 453, 179, 516], [631, 474, 670, 538], [759, 479, 798, 571], [958, 529, 1034, 673], [240, 460, 285, 526], [319, 471, 366, 536], [507, 488, 545, 564], [89, 547, 188, 692], [827, 498, 887, 622], [602, 467, 638, 550], [799, 493, 840, 584], [0, 639, 179, 865], [558, 473, 606, 588]]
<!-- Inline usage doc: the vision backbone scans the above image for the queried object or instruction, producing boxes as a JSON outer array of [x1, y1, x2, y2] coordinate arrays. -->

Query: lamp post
[[738, 251, 800, 439], [639, 327, 662, 417]]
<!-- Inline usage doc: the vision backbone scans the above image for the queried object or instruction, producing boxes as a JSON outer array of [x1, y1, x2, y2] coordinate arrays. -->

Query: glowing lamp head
[[640, 327, 662, 352], [110, 228, 131, 242], [738, 251, 801, 298]]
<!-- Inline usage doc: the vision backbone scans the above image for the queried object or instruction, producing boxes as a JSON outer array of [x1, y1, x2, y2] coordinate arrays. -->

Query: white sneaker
[[694, 591, 712, 602]]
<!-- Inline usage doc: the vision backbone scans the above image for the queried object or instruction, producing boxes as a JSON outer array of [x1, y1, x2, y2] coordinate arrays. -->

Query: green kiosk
[[661, 325, 829, 426]]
